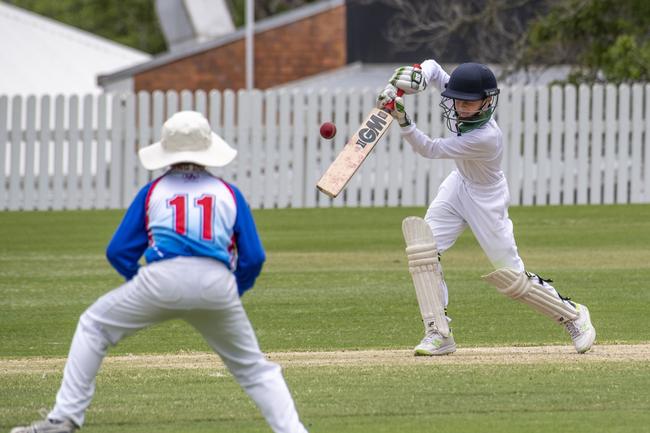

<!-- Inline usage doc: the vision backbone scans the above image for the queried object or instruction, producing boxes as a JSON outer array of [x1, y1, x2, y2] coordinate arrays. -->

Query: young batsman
[[11, 111, 309, 433], [377, 60, 596, 356]]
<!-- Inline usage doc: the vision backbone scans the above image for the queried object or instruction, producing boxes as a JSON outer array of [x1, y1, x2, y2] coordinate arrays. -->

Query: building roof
[[0, 1, 151, 96], [271, 62, 572, 91], [98, 0, 344, 87]]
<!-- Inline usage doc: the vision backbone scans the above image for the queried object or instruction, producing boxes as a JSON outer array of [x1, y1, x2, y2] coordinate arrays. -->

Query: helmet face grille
[[439, 94, 499, 135]]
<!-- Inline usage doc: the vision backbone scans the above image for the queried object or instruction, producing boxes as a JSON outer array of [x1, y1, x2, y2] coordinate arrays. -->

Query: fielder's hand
[[390, 65, 427, 95], [376, 83, 398, 110]]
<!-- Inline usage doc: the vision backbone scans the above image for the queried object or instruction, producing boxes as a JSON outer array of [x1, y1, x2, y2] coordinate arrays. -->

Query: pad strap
[[483, 268, 577, 324]]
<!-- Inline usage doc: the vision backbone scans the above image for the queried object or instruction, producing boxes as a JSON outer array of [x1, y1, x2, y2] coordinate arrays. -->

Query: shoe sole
[[414, 344, 457, 356]]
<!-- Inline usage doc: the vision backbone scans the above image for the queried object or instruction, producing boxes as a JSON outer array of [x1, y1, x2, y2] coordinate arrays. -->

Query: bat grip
[[384, 89, 404, 111], [384, 63, 420, 111]]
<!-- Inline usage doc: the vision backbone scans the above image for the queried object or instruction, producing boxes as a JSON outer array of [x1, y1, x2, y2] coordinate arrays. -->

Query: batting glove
[[390, 65, 427, 95], [392, 96, 411, 127], [376, 83, 398, 109]]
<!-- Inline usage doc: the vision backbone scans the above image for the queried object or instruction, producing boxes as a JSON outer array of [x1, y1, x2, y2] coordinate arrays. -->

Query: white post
[[245, 0, 254, 90]]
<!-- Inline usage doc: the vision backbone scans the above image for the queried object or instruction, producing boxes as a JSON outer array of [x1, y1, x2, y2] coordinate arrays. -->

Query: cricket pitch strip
[[2, 344, 649, 374]]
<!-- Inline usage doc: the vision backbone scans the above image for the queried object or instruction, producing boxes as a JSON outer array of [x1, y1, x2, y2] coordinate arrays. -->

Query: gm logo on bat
[[356, 110, 389, 148]]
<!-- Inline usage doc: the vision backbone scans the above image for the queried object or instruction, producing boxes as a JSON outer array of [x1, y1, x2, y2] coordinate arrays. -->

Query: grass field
[[1, 204, 650, 433]]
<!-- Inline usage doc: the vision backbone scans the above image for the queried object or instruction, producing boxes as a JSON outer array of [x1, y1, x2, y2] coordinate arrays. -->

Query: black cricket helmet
[[439, 62, 500, 134]]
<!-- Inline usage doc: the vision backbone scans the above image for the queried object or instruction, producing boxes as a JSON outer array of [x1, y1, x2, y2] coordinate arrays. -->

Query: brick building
[[99, 0, 347, 93]]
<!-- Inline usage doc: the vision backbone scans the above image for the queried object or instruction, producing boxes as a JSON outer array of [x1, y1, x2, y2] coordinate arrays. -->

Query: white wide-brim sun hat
[[138, 110, 237, 170]]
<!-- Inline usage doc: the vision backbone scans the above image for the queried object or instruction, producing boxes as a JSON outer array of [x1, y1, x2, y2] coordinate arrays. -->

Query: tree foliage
[[5, 0, 167, 54], [360, 0, 553, 65], [227, 0, 317, 25], [6, 0, 318, 55], [518, 0, 650, 83]]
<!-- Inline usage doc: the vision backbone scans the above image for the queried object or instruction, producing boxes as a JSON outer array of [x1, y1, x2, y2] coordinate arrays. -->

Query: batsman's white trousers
[[425, 171, 525, 304], [48, 256, 308, 433]]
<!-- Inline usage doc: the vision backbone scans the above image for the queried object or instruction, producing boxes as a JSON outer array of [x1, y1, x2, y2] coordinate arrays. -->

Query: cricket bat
[[316, 89, 403, 198]]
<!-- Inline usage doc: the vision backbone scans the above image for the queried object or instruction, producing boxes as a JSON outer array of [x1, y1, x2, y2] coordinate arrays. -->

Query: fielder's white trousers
[[425, 170, 525, 305], [48, 256, 308, 433]]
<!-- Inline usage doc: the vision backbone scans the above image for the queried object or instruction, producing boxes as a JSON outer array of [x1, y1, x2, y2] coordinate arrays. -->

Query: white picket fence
[[1, 85, 650, 211]]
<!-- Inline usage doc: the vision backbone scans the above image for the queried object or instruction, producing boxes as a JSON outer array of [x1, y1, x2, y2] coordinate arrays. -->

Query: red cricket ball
[[320, 122, 337, 139]]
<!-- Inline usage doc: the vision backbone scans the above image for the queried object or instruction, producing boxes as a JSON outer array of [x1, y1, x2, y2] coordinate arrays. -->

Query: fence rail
[[1, 85, 650, 211]]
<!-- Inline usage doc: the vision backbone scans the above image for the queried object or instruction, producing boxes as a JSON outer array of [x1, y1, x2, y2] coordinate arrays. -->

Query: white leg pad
[[482, 268, 578, 324], [402, 216, 450, 337]]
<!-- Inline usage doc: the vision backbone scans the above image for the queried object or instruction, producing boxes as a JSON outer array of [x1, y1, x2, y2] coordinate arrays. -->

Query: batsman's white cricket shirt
[[401, 59, 505, 186]]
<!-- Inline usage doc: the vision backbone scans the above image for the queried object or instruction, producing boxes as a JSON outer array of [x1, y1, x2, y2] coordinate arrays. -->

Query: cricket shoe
[[10, 415, 76, 433], [564, 303, 596, 354], [414, 329, 456, 356]]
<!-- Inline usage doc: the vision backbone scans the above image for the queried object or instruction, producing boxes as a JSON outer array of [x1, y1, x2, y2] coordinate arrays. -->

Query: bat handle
[[384, 63, 420, 111], [384, 89, 404, 111]]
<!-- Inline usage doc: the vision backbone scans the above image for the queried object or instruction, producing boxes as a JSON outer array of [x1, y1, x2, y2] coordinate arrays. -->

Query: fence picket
[[249, 90, 263, 208], [549, 86, 562, 205], [617, 85, 630, 204], [508, 87, 524, 204], [151, 91, 165, 180], [137, 91, 151, 188], [66, 96, 80, 210], [166, 91, 179, 118], [590, 85, 604, 204], [208, 90, 221, 134], [576, 85, 590, 204], [630, 84, 643, 203], [603, 85, 617, 204], [24, 96, 36, 210], [236, 89, 251, 198], [645, 85, 650, 202], [9, 95, 22, 210], [109, 94, 123, 209], [304, 91, 319, 208], [0, 96, 7, 209], [123, 94, 136, 206], [522, 86, 535, 205], [263, 90, 277, 209], [536, 86, 550, 205], [563, 85, 577, 205], [195, 90, 207, 117], [52, 96, 65, 210], [222, 90, 236, 183], [96, 94, 108, 209], [291, 90, 306, 207], [277, 90, 291, 208], [81, 94, 94, 209], [37, 95, 51, 210], [181, 90, 193, 111]]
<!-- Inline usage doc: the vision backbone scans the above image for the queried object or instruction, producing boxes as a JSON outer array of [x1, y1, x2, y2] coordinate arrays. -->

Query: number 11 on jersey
[[167, 194, 215, 240]]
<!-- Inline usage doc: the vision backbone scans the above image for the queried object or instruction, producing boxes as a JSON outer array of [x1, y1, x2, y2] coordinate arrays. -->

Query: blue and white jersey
[[106, 168, 265, 295]]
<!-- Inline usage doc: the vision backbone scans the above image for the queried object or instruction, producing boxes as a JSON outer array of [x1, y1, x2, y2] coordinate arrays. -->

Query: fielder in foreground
[[377, 61, 596, 356], [11, 111, 309, 433]]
